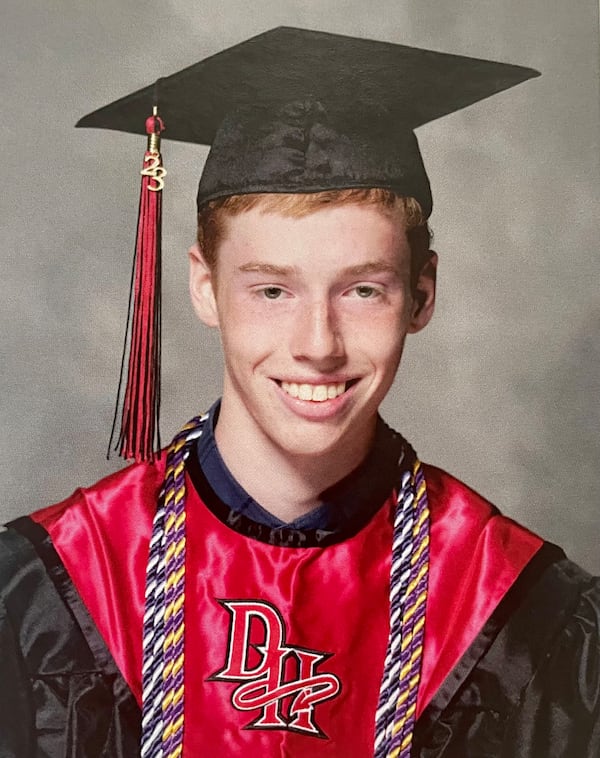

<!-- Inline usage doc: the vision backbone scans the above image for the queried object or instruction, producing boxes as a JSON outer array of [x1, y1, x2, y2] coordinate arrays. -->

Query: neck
[[214, 400, 376, 523]]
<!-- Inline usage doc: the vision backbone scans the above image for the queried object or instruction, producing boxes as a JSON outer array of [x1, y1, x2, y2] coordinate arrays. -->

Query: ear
[[408, 251, 438, 334], [189, 242, 220, 328]]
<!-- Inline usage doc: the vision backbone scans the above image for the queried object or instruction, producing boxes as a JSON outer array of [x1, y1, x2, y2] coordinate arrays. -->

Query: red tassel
[[110, 109, 165, 462]]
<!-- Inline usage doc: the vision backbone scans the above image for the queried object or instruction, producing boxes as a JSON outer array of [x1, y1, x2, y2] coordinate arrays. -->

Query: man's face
[[190, 202, 435, 462]]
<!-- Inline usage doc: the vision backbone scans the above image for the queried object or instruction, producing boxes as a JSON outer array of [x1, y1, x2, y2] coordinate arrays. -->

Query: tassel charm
[[110, 107, 166, 462]]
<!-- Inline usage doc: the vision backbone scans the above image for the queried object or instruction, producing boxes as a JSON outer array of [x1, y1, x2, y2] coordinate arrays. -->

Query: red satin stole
[[32, 459, 542, 755]]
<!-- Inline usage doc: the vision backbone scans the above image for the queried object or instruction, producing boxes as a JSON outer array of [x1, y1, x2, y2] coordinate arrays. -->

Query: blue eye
[[263, 287, 283, 299]]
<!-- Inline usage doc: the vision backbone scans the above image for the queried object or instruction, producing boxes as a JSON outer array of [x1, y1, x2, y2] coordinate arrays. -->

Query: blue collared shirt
[[196, 401, 404, 532]]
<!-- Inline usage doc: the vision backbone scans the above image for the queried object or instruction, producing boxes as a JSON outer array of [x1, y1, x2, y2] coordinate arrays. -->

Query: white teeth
[[312, 385, 328, 402], [298, 384, 313, 400], [280, 381, 348, 402]]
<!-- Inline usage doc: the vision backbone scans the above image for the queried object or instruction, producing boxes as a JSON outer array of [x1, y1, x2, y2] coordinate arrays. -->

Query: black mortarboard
[[76, 27, 539, 462], [78, 26, 540, 219]]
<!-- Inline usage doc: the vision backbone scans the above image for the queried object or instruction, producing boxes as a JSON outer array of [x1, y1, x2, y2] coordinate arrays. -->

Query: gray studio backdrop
[[2, 1, 599, 572]]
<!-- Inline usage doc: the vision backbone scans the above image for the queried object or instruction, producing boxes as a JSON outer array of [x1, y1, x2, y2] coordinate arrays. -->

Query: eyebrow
[[237, 260, 402, 277], [238, 262, 297, 275], [341, 261, 402, 277]]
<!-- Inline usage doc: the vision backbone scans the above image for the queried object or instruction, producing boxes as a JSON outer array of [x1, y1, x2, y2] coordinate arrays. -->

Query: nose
[[290, 297, 345, 366]]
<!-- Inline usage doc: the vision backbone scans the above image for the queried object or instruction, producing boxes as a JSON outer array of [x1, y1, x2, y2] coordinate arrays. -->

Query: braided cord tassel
[[141, 494, 167, 756], [374, 452, 431, 758], [141, 415, 207, 758], [374, 468, 414, 754]]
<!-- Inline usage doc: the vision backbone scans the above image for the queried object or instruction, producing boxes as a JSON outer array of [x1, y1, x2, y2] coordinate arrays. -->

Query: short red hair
[[197, 189, 432, 289]]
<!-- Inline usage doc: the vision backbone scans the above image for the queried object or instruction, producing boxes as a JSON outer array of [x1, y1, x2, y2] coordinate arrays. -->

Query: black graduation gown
[[0, 514, 598, 757]]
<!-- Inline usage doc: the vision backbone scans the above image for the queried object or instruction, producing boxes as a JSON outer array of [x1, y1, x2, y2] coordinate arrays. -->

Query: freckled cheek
[[355, 319, 406, 375], [358, 336, 405, 375], [219, 304, 288, 369], [219, 295, 272, 331], [342, 309, 407, 357]]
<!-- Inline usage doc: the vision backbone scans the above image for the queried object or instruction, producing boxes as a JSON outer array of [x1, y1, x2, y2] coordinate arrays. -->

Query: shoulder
[[422, 462, 544, 565], [0, 527, 40, 599], [423, 463, 502, 519], [28, 454, 167, 532], [533, 557, 600, 668]]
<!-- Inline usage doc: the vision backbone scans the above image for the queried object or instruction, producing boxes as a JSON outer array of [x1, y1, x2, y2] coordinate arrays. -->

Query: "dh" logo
[[210, 600, 342, 738]]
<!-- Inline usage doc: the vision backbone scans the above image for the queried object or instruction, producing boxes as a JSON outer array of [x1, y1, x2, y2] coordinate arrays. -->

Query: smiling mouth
[[277, 379, 357, 402]]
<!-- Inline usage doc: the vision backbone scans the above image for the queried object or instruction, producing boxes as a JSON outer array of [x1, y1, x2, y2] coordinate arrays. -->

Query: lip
[[274, 376, 357, 386], [271, 377, 359, 421]]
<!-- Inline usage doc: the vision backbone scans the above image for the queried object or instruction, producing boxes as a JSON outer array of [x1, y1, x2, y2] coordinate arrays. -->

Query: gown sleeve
[[0, 521, 141, 758], [502, 564, 600, 757], [414, 550, 600, 757], [0, 590, 36, 757]]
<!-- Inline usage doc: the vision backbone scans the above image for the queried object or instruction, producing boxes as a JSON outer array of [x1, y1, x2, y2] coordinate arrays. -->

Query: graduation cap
[[77, 26, 540, 462]]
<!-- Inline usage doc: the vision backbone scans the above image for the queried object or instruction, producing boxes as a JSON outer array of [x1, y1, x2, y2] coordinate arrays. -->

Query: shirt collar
[[196, 399, 404, 532]]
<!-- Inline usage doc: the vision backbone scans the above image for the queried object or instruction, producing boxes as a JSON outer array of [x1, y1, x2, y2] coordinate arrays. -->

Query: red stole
[[31, 458, 542, 755]]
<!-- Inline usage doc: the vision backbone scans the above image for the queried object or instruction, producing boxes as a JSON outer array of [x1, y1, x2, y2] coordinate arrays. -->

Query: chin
[[266, 416, 369, 462]]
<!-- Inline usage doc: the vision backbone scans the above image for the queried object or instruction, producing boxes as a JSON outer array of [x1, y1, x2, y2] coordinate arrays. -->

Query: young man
[[1, 27, 598, 757]]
